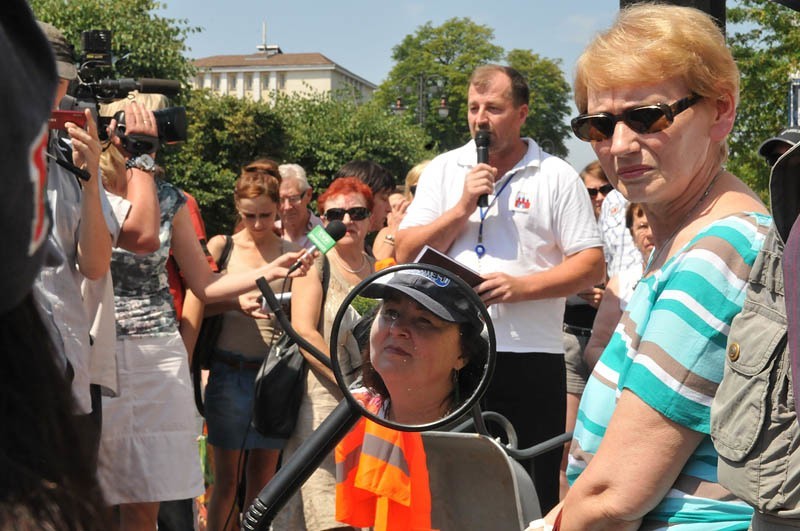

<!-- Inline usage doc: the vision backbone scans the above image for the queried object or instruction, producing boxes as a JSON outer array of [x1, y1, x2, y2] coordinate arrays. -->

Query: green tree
[[376, 17, 504, 151], [376, 17, 572, 155], [162, 89, 288, 236], [274, 89, 433, 194], [507, 49, 572, 158], [727, 0, 800, 199], [29, 0, 198, 83]]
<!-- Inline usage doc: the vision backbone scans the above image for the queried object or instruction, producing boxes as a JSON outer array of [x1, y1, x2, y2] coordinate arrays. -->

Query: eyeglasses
[[409, 185, 417, 196], [323, 207, 370, 222], [571, 94, 702, 142], [586, 184, 614, 197], [279, 194, 304, 205]]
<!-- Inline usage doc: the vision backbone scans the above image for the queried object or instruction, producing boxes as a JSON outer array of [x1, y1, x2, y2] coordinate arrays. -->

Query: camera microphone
[[475, 130, 490, 208], [97, 78, 181, 97], [287, 221, 347, 274]]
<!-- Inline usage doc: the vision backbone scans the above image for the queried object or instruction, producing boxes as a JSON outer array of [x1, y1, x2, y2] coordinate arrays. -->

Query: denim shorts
[[204, 350, 285, 451]]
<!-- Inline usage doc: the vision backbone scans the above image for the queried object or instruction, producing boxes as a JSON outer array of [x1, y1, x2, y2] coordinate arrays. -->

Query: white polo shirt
[[401, 138, 602, 353]]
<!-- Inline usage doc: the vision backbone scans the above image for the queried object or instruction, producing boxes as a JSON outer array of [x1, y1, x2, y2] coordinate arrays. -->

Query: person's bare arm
[[550, 390, 705, 530], [290, 265, 335, 382], [111, 103, 160, 253], [395, 163, 495, 262], [70, 110, 112, 279], [478, 247, 605, 306], [583, 275, 623, 372], [171, 207, 311, 302]]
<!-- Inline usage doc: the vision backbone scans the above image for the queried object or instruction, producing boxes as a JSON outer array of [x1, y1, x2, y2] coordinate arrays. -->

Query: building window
[[213, 74, 221, 91]]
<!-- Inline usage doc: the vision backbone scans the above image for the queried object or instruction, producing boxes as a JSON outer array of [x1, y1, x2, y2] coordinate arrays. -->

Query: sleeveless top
[[112, 180, 186, 337], [215, 240, 288, 359]]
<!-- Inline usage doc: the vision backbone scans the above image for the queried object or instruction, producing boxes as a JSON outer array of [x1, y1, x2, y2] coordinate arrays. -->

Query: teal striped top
[[567, 212, 771, 530]]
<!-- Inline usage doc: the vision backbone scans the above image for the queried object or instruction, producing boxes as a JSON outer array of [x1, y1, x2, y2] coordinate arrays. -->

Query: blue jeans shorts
[[204, 349, 285, 451]]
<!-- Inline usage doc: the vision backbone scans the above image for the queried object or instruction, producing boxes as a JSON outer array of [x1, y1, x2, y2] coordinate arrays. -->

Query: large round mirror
[[329, 263, 496, 431]]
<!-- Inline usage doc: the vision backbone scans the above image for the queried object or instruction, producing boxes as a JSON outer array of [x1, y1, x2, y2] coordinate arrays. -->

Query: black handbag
[[251, 256, 330, 438], [191, 235, 233, 416], [251, 333, 306, 439]]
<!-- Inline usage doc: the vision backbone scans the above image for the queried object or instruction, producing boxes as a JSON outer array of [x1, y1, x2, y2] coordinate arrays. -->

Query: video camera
[[60, 29, 187, 155]]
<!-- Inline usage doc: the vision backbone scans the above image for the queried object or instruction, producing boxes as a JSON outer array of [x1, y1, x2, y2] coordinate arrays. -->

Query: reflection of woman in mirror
[[352, 269, 487, 425]]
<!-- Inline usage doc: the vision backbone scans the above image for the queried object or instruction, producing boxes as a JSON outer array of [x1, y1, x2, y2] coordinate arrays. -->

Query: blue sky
[[158, 0, 623, 171]]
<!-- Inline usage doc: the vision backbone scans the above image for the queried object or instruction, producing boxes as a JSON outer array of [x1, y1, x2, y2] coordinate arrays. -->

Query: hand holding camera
[[107, 101, 159, 158]]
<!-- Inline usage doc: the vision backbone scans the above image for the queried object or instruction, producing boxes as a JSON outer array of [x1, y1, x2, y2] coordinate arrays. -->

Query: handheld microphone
[[287, 221, 347, 274], [475, 130, 490, 208]]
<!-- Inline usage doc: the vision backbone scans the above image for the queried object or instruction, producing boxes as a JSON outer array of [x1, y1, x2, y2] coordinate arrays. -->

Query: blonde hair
[[574, 3, 738, 166], [574, 4, 737, 113], [99, 92, 170, 189], [404, 160, 430, 201]]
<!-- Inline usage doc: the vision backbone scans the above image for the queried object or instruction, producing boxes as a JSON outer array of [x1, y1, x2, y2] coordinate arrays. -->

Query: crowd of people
[[5, 2, 800, 531]]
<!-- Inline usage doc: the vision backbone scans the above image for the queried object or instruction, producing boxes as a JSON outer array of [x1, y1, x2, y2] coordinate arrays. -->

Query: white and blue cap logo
[[362, 269, 481, 328]]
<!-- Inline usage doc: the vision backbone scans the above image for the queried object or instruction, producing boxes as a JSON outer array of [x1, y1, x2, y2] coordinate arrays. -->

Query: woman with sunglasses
[[275, 176, 375, 531], [532, 4, 769, 530]]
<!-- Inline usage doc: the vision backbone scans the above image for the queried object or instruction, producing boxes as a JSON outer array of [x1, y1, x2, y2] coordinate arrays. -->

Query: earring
[[451, 368, 460, 406]]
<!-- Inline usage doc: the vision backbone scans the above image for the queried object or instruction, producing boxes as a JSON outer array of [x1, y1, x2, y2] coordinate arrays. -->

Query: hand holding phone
[[49, 110, 88, 131]]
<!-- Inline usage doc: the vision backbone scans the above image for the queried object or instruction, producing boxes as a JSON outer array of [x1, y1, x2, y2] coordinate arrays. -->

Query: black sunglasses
[[409, 185, 417, 196], [323, 207, 370, 222], [587, 184, 614, 197], [571, 94, 702, 142]]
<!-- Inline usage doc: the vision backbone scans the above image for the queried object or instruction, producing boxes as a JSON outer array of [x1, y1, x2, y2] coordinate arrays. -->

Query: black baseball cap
[[758, 128, 800, 164], [1, 8, 58, 314], [362, 269, 482, 329]]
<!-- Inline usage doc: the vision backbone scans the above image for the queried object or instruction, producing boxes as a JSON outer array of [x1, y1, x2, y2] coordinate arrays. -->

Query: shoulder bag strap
[[784, 216, 800, 419], [217, 235, 234, 270]]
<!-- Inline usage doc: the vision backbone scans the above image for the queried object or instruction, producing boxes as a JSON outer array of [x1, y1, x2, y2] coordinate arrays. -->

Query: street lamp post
[[390, 73, 449, 124]]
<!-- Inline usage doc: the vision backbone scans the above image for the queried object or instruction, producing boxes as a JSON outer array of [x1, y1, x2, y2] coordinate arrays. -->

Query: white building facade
[[191, 50, 376, 102]]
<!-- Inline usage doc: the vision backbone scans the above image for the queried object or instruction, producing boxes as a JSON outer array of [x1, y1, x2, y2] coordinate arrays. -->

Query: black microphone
[[98, 78, 182, 96], [475, 130, 490, 208], [287, 220, 347, 274]]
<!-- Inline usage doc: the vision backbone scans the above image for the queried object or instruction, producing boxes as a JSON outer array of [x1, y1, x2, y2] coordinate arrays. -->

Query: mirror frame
[[329, 263, 496, 432]]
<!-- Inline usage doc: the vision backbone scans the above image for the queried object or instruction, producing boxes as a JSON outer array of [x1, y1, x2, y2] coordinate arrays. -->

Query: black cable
[[224, 271, 292, 529]]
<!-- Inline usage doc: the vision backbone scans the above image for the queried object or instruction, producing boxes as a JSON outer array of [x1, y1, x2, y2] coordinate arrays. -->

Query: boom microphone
[[475, 130, 490, 208], [97, 78, 182, 96], [287, 220, 347, 274]]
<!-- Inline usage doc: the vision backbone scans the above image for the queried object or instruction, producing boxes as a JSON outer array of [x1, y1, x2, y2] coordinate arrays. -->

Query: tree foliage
[[273, 90, 433, 194], [507, 49, 572, 158], [29, 0, 198, 84], [727, 0, 800, 199], [160, 88, 432, 236], [374, 17, 572, 154], [161, 90, 288, 236]]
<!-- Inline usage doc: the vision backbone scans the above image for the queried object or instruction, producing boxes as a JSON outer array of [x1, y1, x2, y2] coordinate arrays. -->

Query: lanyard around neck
[[476, 171, 517, 258]]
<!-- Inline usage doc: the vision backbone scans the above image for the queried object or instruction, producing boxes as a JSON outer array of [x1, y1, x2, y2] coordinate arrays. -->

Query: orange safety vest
[[335, 418, 436, 531]]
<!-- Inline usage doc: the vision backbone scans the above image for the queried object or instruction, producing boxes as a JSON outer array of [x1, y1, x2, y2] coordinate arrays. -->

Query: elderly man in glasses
[[396, 63, 604, 513], [276, 163, 322, 248]]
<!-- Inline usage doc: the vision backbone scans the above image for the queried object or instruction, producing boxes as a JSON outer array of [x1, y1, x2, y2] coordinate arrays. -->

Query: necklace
[[640, 168, 723, 281], [335, 251, 368, 274]]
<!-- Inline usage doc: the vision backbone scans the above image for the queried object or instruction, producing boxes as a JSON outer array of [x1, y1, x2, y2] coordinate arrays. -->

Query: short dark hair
[[335, 160, 394, 195], [469, 64, 530, 108]]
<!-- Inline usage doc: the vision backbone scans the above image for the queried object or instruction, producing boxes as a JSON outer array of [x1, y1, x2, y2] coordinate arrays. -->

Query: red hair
[[317, 176, 374, 215]]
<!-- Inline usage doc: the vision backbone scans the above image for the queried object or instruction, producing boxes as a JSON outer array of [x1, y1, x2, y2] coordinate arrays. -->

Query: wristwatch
[[125, 154, 156, 173]]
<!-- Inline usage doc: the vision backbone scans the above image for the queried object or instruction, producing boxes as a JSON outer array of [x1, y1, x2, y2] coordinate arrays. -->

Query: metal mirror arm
[[241, 400, 361, 530], [256, 277, 331, 369]]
